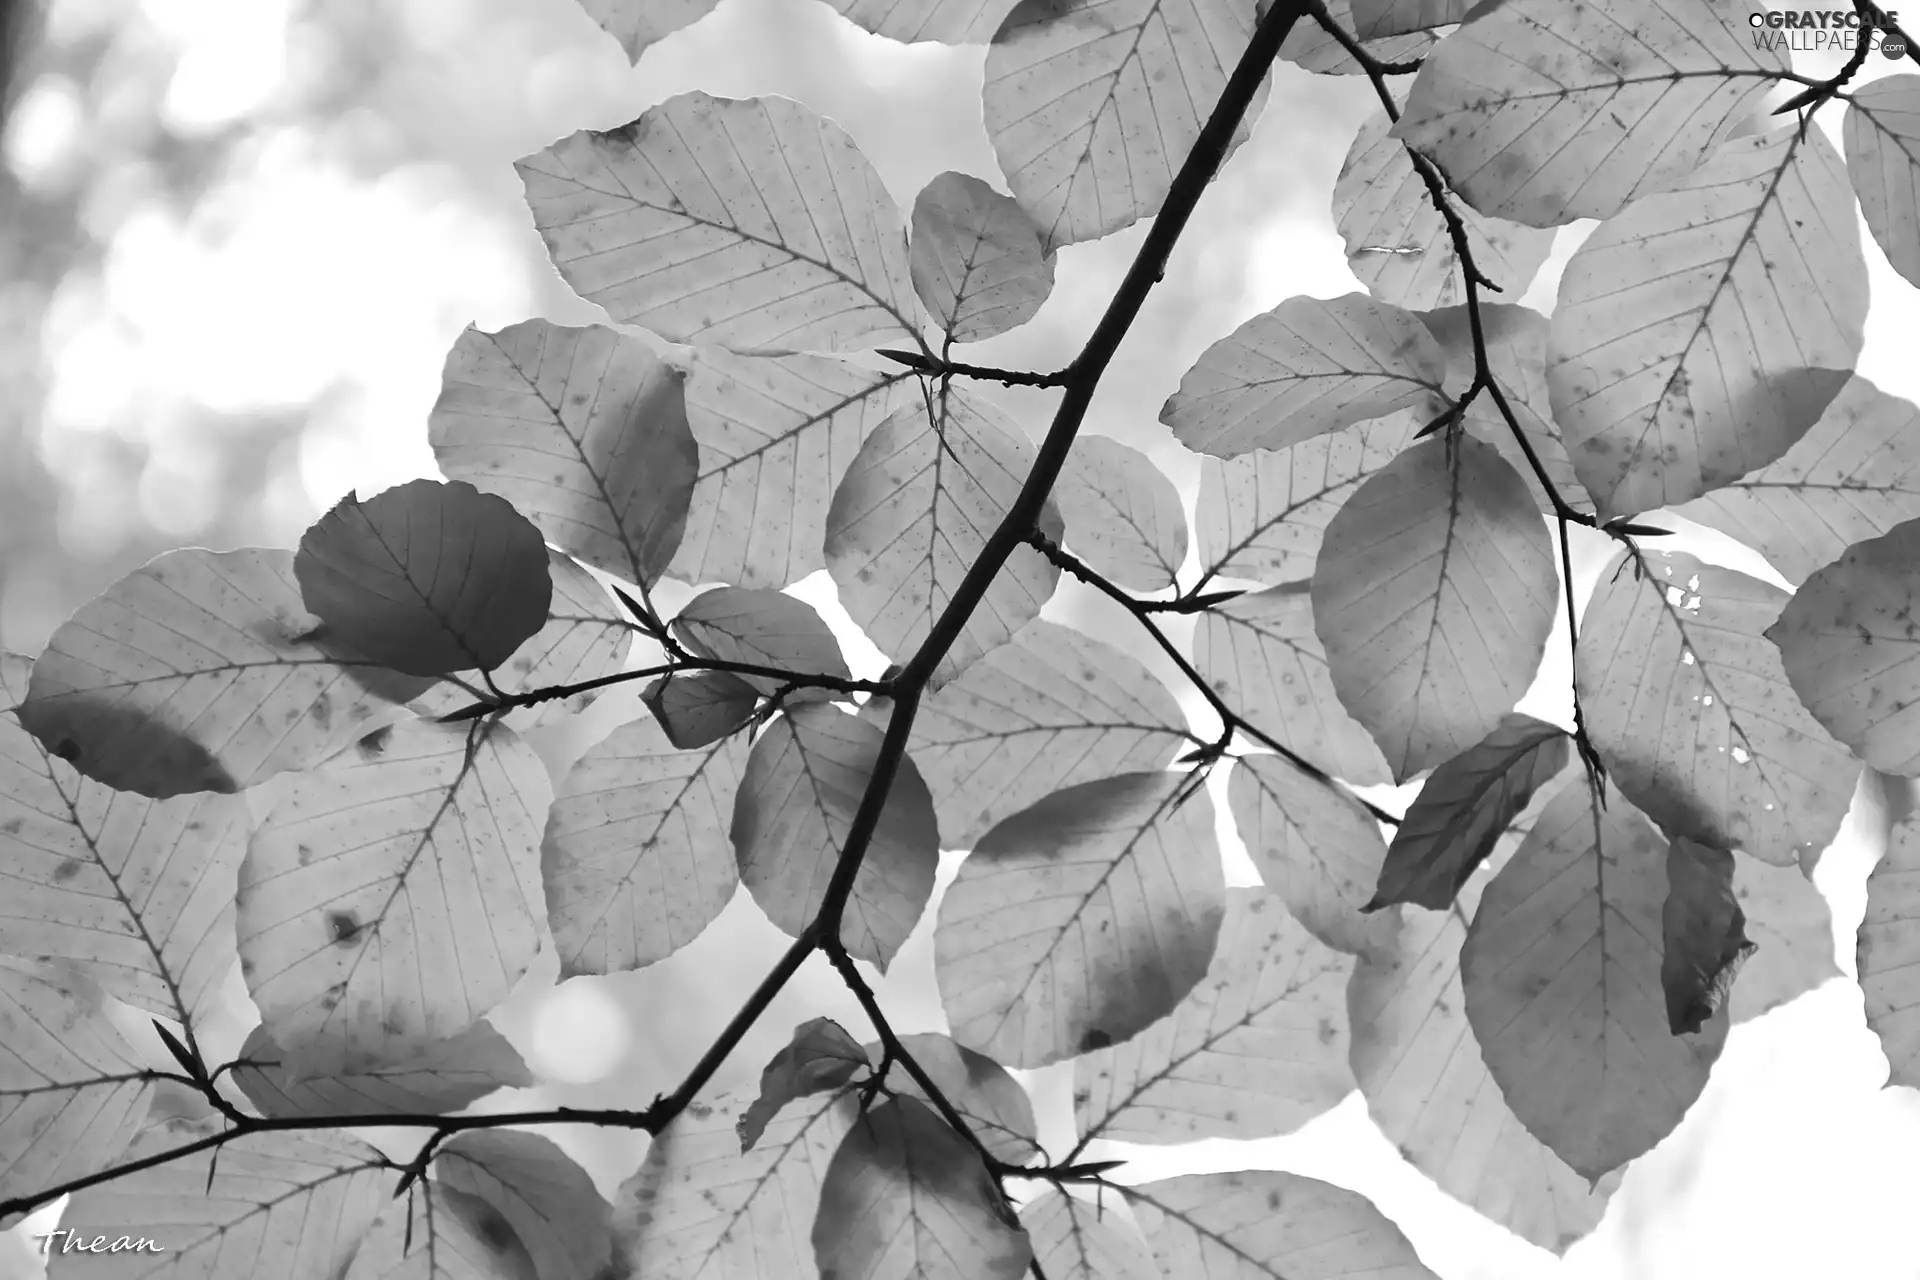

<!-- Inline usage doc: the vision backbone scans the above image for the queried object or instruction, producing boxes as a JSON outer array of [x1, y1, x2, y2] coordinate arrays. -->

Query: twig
[[876, 348, 1070, 388]]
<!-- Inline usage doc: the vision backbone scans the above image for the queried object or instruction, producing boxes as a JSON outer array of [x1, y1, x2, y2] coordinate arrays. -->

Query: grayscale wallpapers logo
[[1748, 6, 1907, 55]]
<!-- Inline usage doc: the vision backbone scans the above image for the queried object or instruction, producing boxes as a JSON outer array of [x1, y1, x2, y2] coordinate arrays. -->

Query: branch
[[436, 657, 887, 722], [876, 348, 1070, 388]]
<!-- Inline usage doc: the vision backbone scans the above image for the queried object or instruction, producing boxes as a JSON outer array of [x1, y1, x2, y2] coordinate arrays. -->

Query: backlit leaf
[[231, 1021, 532, 1120], [813, 1096, 1031, 1280], [0, 963, 151, 1226], [576, 0, 718, 61], [1161, 293, 1447, 458], [732, 704, 940, 969], [983, 0, 1270, 250], [1731, 851, 1839, 1024], [436, 1130, 613, 1280], [868, 1032, 1042, 1164], [1767, 518, 1920, 775], [237, 719, 551, 1077], [343, 1182, 536, 1280], [1054, 436, 1189, 593], [1074, 888, 1352, 1144], [295, 479, 552, 678], [1277, 0, 1438, 73], [643, 670, 760, 750], [1662, 837, 1754, 1035], [17, 548, 429, 798], [1546, 125, 1867, 520], [934, 771, 1226, 1068], [1197, 584, 1393, 786], [1858, 812, 1920, 1086], [1313, 435, 1558, 783], [429, 319, 699, 588], [1461, 778, 1726, 1181], [517, 92, 922, 354], [903, 618, 1191, 847], [824, 387, 1061, 687], [825, 0, 1019, 39], [1021, 1191, 1158, 1280], [1226, 753, 1396, 957], [1845, 73, 1920, 289], [1350, 0, 1466, 38], [1126, 1170, 1439, 1279], [1579, 549, 1859, 865], [909, 171, 1055, 343], [1333, 109, 1554, 310], [543, 716, 746, 977], [739, 1017, 867, 1152], [1672, 375, 1920, 586], [1393, 0, 1789, 226], [673, 587, 850, 698], [1372, 713, 1569, 912]]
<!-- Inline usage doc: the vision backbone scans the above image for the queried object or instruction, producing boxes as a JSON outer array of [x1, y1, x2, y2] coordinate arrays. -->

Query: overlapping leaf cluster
[[5, 0, 1920, 1275]]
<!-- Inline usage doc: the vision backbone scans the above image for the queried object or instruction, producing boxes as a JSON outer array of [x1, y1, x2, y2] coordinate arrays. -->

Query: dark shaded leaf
[[1662, 838, 1756, 1035], [739, 1018, 868, 1152]]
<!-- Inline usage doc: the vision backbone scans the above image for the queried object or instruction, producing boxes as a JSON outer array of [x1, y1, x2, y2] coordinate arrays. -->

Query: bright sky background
[[7, 2, 1920, 1277]]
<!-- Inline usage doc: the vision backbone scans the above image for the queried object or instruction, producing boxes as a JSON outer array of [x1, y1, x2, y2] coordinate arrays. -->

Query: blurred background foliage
[[6, 1, 1920, 1277]]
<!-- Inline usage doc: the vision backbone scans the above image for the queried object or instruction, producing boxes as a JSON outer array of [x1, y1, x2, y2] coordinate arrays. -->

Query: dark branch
[[876, 348, 1070, 388]]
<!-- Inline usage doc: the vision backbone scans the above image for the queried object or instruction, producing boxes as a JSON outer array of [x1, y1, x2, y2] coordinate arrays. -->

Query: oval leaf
[[543, 716, 747, 977], [869, 1032, 1042, 1164], [1074, 888, 1353, 1145], [343, 1181, 536, 1280], [1662, 837, 1755, 1035], [643, 670, 760, 750], [738, 1017, 868, 1152], [1021, 1191, 1158, 1280], [673, 587, 850, 697], [1462, 778, 1727, 1181], [1859, 811, 1920, 1086], [1580, 549, 1860, 866], [1732, 850, 1840, 1024], [1845, 74, 1920, 289], [824, 0, 1020, 41], [1393, 0, 1787, 226], [17, 548, 429, 798], [436, 1130, 613, 1280], [429, 320, 699, 588], [517, 92, 921, 354], [237, 719, 552, 1077], [812, 1096, 1031, 1280], [231, 1021, 532, 1121], [1546, 125, 1868, 519], [732, 704, 940, 970], [1161, 293, 1447, 458], [934, 771, 1226, 1069], [1313, 435, 1558, 782], [1054, 436, 1189, 592], [824, 388, 1061, 687], [1351, 0, 1467, 39], [577, 0, 719, 61], [910, 170, 1055, 342]]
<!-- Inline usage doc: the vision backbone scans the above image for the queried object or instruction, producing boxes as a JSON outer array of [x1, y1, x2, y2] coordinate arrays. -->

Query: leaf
[[1858, 812, 1920, 1086], [812, 1096, 1031, 1280], [576, 0, 718, 61], [1348, 881, 1611, 1254], [901, 619, 1190, 847], [436, 1130, 613, 1280], [1276, 0, 1438, 74], [824, 387, 1061, 687], [1161, 293, 1447, 458], [1126, 1170, 1439, 1279], [1461, 778, 1727, 1181], [1845, 74, 1920, 289], [1580, 549, 1860, 866], [343, 1182, 536, 1280], [429, 319, 699, 589], [1731, 852, 1839, 1024], [1053, 436, 1189, 592], [1372, 713, 1570, 912], [51, 1118, 393, 1280], [868, 1032, 1042, 1164], [294, 479, 553, 678], [543, 715, 747, 977], [1767, 518, 1920, 775], [614, 1088, 854, 1279], [517, 92, 922, 354], [739, 1017, 868, 1152], [982, 0, 1269, 251], [934, 771, 1226, 1069], [1392, 0, 1788, 227], [1333, 109, 1555, 310], [1194, 411, 1418, 584], [731, 703, 940, 969], [237, 719, 551, 1077], [1197, 584, 1393, 786], [1021, 1191, 1158, 1280], [1350, 0, 1466, 38], [909, 171, 1055, 343], [411, 550, 642, 728], [1313, 435, 1558, 782], [1662, 837, 1755, 1035], [230, 1021, 532, 1120], [1672, 375, 1920, 587], [673, 349, 915, 590], [16, 548, 429, 798], [1074, 888, 1352, 1144], [1546, 124, 1868, 520], [644, 670, 760, 749], [673, 587, 850, 697], [1226, 753, 1396, 957], [0, 963, 151, 1226], [822, 0, 1020, 41]]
